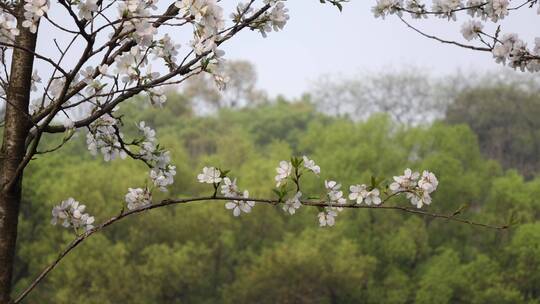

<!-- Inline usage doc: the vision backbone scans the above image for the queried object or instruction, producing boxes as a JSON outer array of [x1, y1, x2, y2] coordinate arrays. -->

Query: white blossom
[[418, 170, 439, 193], [325, 180, 347, 211], [125, 187, 152, 210], [150, 165, 176, 191], [460, 20, 483, 41], [0, 10, 20, 42], [389, 168, 420, 192], [485, 0, 509, 22], [407, 191, 432, 208], [349, 184, 381, 205], [363, 188, 382, 205], [197, 166, 222, 184], [221, 177, 239, 197], [303, 156, 320, 175], [78, 0, 98, 20], [22, 0, 49, 33], [372, 0, 403, 19], [51, 198, 95, 232], [225, 190, 255, 216], [390, 169, 438, 208], [148, 88, 167, 107], [257, 1, 289, 37], [349, 184, 368, 204], [275, 160, 292, 187], [432, 0, 462, 20], [318, 209, 337, 227], [283, 191, 302, 215], [86, 114, 127, 162]]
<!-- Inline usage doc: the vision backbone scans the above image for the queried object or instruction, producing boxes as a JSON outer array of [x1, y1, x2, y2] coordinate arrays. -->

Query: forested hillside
[[13, 96, 540, 303]]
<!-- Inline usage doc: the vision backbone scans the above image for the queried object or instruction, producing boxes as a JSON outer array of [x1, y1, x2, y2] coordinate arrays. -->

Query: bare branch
[[398, 16, 491, 52]]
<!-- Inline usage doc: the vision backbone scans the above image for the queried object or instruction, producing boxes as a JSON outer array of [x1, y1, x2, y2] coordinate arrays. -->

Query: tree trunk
[[0, 5, 37, 302]]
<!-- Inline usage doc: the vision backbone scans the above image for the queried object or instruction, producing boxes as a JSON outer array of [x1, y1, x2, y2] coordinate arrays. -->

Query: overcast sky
[[32, 1, 540, 100], [219, 1, 539, 98]]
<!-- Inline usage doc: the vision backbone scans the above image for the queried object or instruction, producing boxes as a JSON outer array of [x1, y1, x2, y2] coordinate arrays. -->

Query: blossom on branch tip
[[390, 169, 438, 208], [303, 156, 320, 175], [389, 168, 420, 192], [418, 170, 439, 193], [197, 166, 222, 184], [22, 0, 49, 33], [51, 198, 95, 232], [372, 0, 403, 19], [78, 0, 98, 20], [257, 1, 290, 37], [460, 20, 483, 41], [275, 160, 292, 187]]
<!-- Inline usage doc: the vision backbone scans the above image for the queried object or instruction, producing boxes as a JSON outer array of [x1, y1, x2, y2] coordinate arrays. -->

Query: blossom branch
[[13, 193, 507, 304]]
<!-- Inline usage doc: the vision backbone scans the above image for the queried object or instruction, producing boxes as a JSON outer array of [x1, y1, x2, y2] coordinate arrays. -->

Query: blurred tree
[[182, 60, 267, 112], [311, 67, 450, 125], [222, 229, 377, 304], [12, 98, 540, 303], [446, 78, 540, 179]]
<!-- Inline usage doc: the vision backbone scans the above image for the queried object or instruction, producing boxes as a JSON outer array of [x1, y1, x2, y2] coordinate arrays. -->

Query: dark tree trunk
[[0, 4, 37, 302]]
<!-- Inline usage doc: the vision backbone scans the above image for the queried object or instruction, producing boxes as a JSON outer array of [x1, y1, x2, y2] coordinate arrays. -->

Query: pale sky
[[219, 1, 539, 98], [31, 1, 540, 99]]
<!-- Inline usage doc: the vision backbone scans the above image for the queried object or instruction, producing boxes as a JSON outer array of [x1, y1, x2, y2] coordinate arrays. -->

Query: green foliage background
[[12, 95, 540, 303]]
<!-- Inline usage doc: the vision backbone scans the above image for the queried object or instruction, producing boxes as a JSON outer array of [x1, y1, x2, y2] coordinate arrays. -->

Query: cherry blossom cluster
[[51, 198, 95, 232], [77, 0, 98, 20], [261, 157, 438, 227], [86, 114, 127, 162], [0, 8, 19, 44], [249, 1, 290, 38], [222, 177, 255, 216], [349, 184, 382, 206], [118, 121, 176, 211], [197, 166, 256, 216], [1, 0, 291, 136], [318, 180, 347, 226], [118, 0, 159, 47], [491, 35, 540, 72], [230, 1, 281, 38], [22, 0, 49, 33], [390, 168, 439, 208], [371, 0, 540, 72], [136, 122, 177, 192], [125, 187, 152, 210]]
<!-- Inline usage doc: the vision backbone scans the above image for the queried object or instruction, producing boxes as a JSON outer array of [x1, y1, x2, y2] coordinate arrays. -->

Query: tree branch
[[13, 193, 507, 303], [398, 16, 492, 52]]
